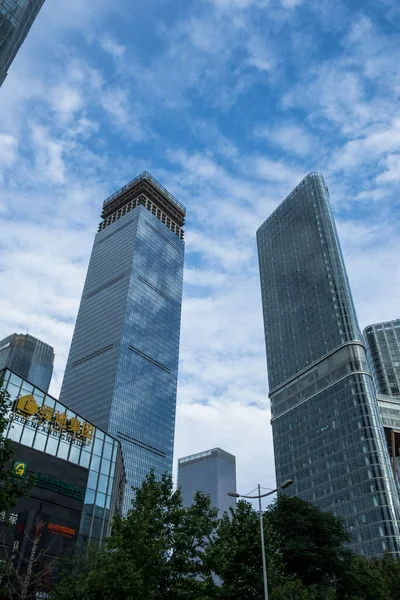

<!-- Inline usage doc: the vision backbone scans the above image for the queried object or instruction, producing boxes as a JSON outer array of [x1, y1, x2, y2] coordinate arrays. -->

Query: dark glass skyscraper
[[60, 172, 185, 512], [0, 0, 46, 87], [178, 448, 236, 516], [257, 172, 400, 557], [0, 333, 54, 392], [364, 319, 400, 397]]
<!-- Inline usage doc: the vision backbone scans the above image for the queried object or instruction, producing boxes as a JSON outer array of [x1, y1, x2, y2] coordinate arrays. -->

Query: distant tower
[[178, 448, 237, 516], [59, 172, 185, 512], [0, 333, 54, 392], [257, 172, 400, 557], [364, 319, 400, 396], [0, 0, 46, 87], [364, 319, 400, 488]]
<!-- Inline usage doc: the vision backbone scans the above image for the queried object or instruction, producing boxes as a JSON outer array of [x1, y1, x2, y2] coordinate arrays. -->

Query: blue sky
[[1, 0, 400, 497]]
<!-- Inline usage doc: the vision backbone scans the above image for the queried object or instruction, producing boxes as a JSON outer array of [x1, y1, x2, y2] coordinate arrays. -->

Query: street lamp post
[[228, 479, 293, 600]]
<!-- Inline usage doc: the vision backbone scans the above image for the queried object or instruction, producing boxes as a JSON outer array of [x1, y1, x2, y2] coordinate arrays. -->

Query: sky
[[0, 0, 400, 501]]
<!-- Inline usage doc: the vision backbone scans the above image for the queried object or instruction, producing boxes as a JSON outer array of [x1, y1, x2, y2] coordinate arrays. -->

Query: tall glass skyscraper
[[257, 172, 400, 557], [364, 319, 400, 397], [0, 0, 46, 87], [178, 448, 237, 516], [0, 333, 54, 392], [59, 172, 185, 512]]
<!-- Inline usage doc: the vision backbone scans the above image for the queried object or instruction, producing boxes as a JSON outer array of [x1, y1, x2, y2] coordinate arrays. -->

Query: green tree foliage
[[210, 500, 266, 600], [370, 552, 400, 600], [50, 473, 400, 600], [265, 494, 350, 593], [51, 471, 219, 600], [0, 380, 30, 514], [336, 553, 386, 600]]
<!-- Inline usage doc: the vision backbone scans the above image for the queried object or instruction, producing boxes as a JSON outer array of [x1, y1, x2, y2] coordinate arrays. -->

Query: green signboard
[[33, 472, 84, 500], [12, 461, 28, 478]]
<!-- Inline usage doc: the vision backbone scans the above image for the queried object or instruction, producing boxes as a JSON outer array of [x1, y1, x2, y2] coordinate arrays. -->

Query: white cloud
[[101, 38, 127, 60], [50, 84, 83, 123], [0, 134, 18, 185], [31, 125, 67, 185], [255, 123, 314, 156], [247, 36, 274, 72], [254, 156, 305, 184]]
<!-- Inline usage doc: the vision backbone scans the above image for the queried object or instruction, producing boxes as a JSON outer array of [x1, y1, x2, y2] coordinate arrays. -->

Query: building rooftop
[[102, 171, 185, 216], [178, 447, 236, 464]]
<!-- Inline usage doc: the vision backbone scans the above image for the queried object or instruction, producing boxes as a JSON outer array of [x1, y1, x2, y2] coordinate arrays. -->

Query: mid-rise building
[[364, 320, 400, 488], [377, 394, 400, 485], [0, 368, 125, 561], [0, 333, 54, 392], [364, 319, 400, 396], [59, 172, 185, 512], [256, 172, 400, 557], [0, 0, 46, 87], [178, 448, 236, 516]]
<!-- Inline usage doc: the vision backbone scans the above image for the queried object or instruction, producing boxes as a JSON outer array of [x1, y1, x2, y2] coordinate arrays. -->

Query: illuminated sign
[[12, 461, 27, 478], [33, 472, 84, 501], [48, 523, 76, 538], [12, 394, 94, 447]]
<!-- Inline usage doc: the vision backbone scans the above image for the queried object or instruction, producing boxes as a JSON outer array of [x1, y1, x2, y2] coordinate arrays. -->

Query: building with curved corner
[[256, 172, 400, 557]]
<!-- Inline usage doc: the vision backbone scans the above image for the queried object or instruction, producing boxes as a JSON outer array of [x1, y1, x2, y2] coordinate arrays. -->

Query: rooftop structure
[[99, 171, 185, 238]]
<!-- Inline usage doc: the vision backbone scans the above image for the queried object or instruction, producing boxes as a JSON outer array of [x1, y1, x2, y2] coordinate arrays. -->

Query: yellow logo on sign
[[13, 461, 27, 478], [16, 394, 39, 416], [14, 394, 94, 446]]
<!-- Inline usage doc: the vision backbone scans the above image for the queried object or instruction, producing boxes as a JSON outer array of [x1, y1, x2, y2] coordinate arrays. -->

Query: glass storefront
[[1, 368, 125, 545]]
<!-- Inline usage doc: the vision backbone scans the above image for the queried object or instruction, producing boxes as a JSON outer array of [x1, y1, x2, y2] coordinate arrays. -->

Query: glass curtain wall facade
[[178, 448, 237, 516], [59, 172, 185, 513], [0, 0, 46, 86], [256, 172, 400, 557], [377, 394, 400, 487], [0, 333, 54, 392], [364, 319, 400, 396], [1, 368, 125, 546]]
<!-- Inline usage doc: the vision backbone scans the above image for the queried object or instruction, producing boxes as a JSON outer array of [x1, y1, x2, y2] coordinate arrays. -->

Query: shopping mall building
[[0, 368, 125, 577]]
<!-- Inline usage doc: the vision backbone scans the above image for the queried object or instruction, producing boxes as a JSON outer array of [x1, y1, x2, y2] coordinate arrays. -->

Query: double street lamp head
[[227, 479, 293, 499]]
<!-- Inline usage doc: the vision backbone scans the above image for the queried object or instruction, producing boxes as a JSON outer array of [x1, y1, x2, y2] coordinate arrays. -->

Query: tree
[[0, 519, 58, 600], [265, 495, 350, 596], [335, 553, 386, 600], [50, 471, 219, 600], [210, 499, 290, 600], [0, 380, 30, 515], [370, 552, 400, 600]]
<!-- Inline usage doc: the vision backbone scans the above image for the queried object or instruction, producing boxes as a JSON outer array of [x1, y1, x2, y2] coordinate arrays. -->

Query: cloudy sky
[[1, 0, 399, 499]]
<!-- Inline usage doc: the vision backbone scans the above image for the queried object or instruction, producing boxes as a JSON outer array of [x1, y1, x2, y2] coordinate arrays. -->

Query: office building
[[377, 394, 400, 485], [0, 333, 54, 392], [364, 319, 400, 396], [178, 448, 236, 516], [1, 368, 125, 560], [59, 172, 185, 512], [364, 320, 400, 488], [0, 0, 46, 87], [256, 172, 400, 557]]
